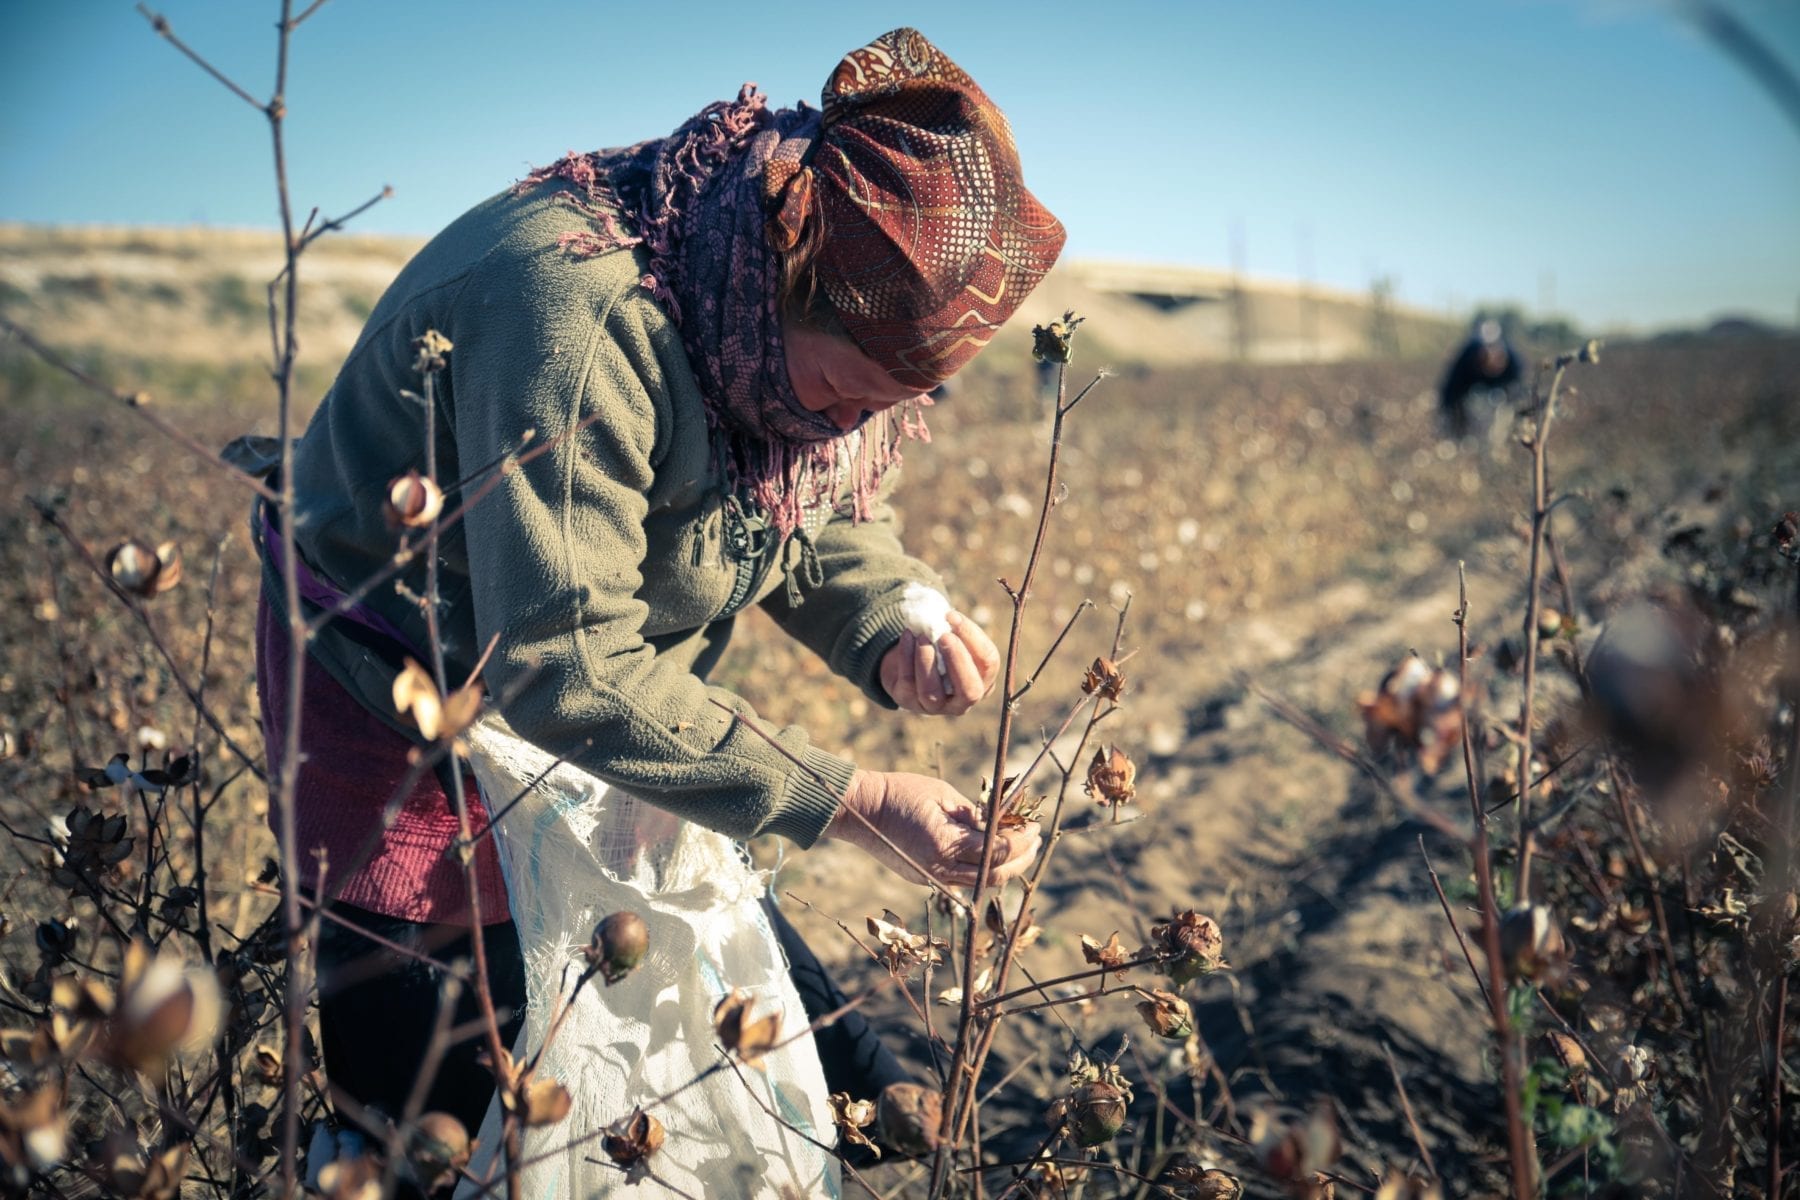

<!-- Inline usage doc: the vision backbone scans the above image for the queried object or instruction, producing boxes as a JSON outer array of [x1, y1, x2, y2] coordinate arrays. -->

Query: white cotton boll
[[899, 583, 953, 643], [899, 583, 955, 690]]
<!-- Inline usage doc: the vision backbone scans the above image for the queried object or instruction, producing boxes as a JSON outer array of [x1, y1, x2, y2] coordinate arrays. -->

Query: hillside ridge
[[0, 222, 1458, 367]]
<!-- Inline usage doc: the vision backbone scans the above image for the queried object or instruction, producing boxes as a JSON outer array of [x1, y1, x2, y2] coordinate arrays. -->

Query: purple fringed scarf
[[517, 85, 928, 542]]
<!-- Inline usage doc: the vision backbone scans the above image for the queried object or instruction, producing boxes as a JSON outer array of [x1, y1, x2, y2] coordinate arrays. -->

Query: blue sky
[[2, 1, 1796, 330]]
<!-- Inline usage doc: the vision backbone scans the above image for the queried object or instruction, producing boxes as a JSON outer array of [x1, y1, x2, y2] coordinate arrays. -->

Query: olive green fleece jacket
[[286, 179, 944, 849]]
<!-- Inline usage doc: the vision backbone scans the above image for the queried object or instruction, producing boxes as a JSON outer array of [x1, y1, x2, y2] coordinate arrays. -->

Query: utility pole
[[1368, 272, 1399, 359], [1229, 217, 1250, 361], [1297, 222, 1317, 360]]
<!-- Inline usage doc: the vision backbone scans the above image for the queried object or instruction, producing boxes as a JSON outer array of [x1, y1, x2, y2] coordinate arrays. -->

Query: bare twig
[[1383, 1041, 1439, 1181], [936, 361, 1106, 1192], [1011, 599, 1095, 704], [136, 4, 265, 111], [1772, 974, 1788, 1197], [1452, 562, 1536, 1196], [32, 502, 267, 781], [1686, 0, 1800, 137], [1248, 679, 1464, 842], [1515, 352, 1586, 899], [718, 1053, 885, 1199], [979, 954, 1164, 1013], [188, 535, 229, 967], [307, 185, 392, 243], [287, 0, 334, 31], [705, 697, 970, 913], [413, 359, 520, 1199], [1, 315, 279, 504], [1418, 835, 1491, 1011]]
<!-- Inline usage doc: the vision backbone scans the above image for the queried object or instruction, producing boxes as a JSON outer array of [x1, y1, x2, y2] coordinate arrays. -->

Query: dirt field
[[1, 323, 1796, 1194]]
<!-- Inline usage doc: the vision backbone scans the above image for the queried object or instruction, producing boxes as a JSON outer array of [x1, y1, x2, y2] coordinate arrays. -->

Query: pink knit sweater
[[255, 594, 509, 925]]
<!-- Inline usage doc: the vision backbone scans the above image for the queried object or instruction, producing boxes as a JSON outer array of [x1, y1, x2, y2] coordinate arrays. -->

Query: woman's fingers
[[851, 771, 1043, 887], [932, 635, 975, 712], [886, 613, 1000, 718], [945, 824, 989, 865], [926, 614, 999, 717], [943, 797, 985, 828], [947, 611, 1000, 686], [990, 823, 1043, 883], [886, 631, 919, 708], [911, 634, 946, 712], [936, 821, 1041, 886]]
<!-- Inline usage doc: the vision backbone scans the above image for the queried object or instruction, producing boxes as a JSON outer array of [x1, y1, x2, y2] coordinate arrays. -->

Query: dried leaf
[[828, 1093, 879, 1158], [935, 968, 991, 1007], [1134, 987, 1195, 1040], [439, 685, 482, 741], [478, 1046, 522, 1091], [1031, 310, 1085, 365], [411, 329, 454, 374], [392, 659, 443, 741], [521, 1078, 572, 1127], [1080, 931, 1130, 979], [866, 910, 946, 975], [253, 1044, 282, 1086], [713, 988, 781, 1067], [1149, 910, 1228, 985], [998, 792, 1044, 830], [601, 1107, 664, 1169], [1084, 745, 1137, 806], [1081, 655, 1127, 701]]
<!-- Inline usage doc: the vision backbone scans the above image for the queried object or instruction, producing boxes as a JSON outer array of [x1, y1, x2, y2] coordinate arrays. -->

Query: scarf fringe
[[519, 86, 927, 543]]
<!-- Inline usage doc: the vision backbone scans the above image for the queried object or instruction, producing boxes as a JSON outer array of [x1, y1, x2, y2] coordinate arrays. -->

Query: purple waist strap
[[260, 506, 424, 660]]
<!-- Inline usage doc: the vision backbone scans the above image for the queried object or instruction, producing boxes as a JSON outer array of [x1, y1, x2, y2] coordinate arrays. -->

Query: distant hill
[[1019, 259, 1459, 364], [0, 224, 422, 368], [0, 223, 1461, 368]]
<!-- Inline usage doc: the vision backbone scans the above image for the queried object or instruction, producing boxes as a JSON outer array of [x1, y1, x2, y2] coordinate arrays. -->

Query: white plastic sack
[[455, 715, 840, 1198]]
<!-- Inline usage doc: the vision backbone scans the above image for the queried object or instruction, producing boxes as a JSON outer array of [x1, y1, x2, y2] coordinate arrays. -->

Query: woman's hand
[[880, 611, 1000, 716], [824, 770, 1040, 889]]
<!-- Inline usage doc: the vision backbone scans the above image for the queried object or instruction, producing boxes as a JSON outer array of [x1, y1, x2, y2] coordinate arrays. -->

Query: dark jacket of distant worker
[[1439, 318, 1524, 437], [252, 26, 1061, 1152]]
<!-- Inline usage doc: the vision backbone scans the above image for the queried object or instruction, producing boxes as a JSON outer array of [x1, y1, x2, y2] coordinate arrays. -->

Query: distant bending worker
[[1438, 317, 1524, 439]]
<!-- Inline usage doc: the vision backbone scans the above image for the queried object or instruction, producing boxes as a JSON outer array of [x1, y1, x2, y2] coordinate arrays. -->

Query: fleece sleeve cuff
[[834, 596, 917, 711], [761, 745, 858, 848]]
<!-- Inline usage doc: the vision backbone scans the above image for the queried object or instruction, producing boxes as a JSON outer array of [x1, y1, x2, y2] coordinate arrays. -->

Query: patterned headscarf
[[770, 29, 1067, 392], [519, 28, 1064, 539]]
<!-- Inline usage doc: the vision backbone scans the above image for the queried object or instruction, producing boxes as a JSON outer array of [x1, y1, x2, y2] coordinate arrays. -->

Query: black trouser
[[316, 898, 908, 1141]]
